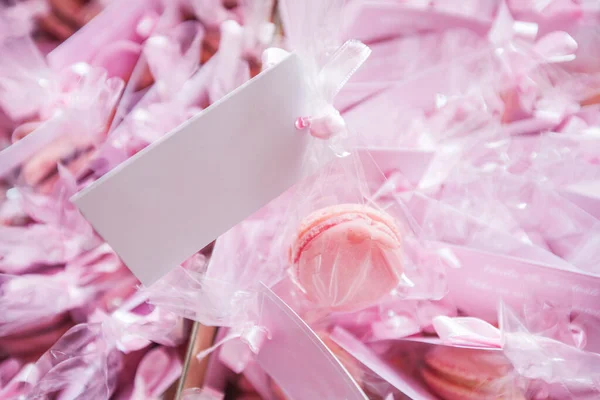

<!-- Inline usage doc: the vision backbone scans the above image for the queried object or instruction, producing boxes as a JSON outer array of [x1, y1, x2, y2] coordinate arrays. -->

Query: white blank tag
[[256, 285, 368, 400], [73, 54, 309, 285]]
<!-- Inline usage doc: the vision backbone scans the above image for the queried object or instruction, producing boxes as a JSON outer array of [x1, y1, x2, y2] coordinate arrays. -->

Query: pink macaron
[[421, 346, 525, 400], [290, 204, 403, 312], [0, 313, 73, 361]]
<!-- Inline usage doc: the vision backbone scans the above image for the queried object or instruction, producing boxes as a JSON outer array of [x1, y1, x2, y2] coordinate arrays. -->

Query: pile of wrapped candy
[[1, 0, 600, 399]]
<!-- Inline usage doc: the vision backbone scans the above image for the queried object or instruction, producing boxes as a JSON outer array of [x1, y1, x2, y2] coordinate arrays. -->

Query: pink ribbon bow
[[294, 40, 371, 140], [431, 303, 600, 397]]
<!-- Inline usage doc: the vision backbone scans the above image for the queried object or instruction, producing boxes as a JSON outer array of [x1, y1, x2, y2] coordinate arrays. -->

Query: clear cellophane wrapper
[[327, 300, 600, 399]]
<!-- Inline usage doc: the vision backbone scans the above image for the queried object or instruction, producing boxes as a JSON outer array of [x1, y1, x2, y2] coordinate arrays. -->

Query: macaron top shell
[[291, 204, 403, 265], [290, 204, 403, 312]]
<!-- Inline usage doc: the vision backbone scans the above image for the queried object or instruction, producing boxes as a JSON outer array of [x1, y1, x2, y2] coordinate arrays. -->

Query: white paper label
[[73, 54, 310, 285], [256, 285, 368, 400]]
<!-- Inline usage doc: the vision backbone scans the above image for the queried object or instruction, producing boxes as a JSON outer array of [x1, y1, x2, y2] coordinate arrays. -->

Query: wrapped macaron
[[422, 346, 525, 400], [280, 140, 449, 316], [290, 203, 404, 312]]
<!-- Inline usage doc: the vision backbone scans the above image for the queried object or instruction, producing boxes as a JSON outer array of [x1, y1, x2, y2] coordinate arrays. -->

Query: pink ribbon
[[189, 0, 236, 28], [294, 40, 371, 140], [432, 316, 503, 347], [143, 21, 204, 101]]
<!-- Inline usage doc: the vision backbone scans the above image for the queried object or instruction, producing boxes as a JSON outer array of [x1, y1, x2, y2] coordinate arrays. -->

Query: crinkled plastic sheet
[[2, 290, 186, 399], [438, 167, 600, 273]]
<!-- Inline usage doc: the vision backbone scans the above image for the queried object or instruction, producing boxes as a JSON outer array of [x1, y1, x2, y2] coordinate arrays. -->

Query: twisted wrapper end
[[294, 39, 371, 140]]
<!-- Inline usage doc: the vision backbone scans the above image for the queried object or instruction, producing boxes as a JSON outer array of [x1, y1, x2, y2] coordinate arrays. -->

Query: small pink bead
[[294, 117, 311, 130]]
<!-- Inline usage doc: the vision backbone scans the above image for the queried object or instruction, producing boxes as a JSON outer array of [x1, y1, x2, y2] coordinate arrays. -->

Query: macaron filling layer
[[421, 368, 506, 400]]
